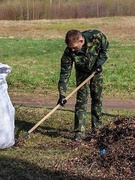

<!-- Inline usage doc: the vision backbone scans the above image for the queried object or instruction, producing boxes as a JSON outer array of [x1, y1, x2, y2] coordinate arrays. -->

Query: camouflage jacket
[[58, 29, 109, 96]]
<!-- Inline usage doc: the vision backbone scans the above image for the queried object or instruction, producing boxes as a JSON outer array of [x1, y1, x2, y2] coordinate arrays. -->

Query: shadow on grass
[[15, 119, 35, 139], [15, 107, 117, 141], [47, 107, 118, 118], [15, 119, 73, 143], [0, 155, 113, 180], [102, 112, 117, 118]]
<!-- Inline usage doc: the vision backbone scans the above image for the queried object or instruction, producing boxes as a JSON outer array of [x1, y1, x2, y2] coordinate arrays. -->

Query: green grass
[[0, 38, 135, 99], [103, 40, 135, 99], [0, 38, 64, 93]]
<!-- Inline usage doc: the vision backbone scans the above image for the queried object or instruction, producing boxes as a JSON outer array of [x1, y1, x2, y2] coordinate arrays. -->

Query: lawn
[[0, 38, 135, 99]]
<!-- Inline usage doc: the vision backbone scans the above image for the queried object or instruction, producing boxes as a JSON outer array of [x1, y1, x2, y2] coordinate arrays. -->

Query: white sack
[[0, 63, 15, 149]]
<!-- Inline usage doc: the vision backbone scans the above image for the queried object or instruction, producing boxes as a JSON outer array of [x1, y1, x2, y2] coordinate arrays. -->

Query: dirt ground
[[9, 92, 135, 110]]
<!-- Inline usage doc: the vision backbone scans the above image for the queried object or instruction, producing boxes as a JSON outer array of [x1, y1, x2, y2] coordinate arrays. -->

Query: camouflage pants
[[74, 71, 103, 135]]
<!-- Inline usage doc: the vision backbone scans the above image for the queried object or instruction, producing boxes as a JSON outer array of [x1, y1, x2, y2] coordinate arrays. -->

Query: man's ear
[[79, 37, 85, 45], [79, 39, 83, 43]]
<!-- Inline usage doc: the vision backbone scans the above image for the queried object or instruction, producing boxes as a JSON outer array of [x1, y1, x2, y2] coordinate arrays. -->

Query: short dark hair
[[65, 30, 82, 46]]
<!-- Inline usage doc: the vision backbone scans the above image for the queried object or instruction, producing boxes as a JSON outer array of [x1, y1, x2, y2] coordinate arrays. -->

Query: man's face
[[68, 37, 85, 52]]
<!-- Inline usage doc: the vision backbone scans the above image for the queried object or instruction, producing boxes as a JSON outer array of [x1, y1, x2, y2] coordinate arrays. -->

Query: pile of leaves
[[56, 116, 135, 179], [94, 116, 135, 179]]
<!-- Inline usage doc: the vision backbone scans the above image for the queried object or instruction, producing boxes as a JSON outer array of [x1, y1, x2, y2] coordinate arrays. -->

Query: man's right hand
[[95, 65, 102, 74], [91, 65, 102, 75], [57, 95, 67, 106]]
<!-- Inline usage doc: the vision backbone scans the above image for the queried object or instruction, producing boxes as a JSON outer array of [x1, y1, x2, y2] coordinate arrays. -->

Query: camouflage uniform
[[58, 30, 109, 136]]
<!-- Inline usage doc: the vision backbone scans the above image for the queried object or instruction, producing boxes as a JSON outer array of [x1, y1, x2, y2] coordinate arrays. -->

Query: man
[[57, 29, 109, 141]]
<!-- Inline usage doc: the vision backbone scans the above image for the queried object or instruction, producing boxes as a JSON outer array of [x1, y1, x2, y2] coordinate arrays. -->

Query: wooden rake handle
[[65, 71, 95, 101], [23, 71, 95, 138]]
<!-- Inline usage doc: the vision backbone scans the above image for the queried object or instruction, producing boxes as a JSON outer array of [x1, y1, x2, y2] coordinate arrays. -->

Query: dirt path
[[10, 93, 135, 110]]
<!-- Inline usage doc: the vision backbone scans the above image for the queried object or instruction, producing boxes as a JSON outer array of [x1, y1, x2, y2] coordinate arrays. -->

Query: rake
[[16, 71, 96, 144]]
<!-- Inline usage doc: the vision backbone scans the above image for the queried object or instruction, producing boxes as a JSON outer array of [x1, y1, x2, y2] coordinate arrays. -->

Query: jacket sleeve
[[58, 48, 73, 96], [96, 32, 109, 66]]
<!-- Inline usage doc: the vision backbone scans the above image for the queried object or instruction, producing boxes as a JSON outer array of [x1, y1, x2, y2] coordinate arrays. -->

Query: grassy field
[[0, 17, 135, 179], [0, 38, 135, 100], [0, 17, 135, 99]]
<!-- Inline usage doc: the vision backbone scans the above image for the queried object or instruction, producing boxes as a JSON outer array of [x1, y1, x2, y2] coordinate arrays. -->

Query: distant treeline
[[0, 0, 135, 20]]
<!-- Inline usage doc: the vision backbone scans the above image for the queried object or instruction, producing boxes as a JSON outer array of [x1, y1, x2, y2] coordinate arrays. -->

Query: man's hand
[[95, 65, 102, 74], [57, 95, 67, 106]]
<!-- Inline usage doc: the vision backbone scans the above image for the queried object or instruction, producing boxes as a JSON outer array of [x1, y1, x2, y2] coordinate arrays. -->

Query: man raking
[[57, 29, 109, 141]]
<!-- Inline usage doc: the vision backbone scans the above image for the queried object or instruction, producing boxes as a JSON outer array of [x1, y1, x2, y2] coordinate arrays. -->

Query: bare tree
[[19, 0, 24, 20], [26, 0, 29, 20], [32, 0, 35, 19]]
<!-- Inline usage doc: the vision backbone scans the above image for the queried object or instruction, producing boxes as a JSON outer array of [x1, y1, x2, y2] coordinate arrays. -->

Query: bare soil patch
[[9, 92, 135, 109]]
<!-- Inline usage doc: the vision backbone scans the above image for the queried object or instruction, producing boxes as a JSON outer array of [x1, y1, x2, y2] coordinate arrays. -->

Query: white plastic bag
[[0, 63, 15, 149]]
